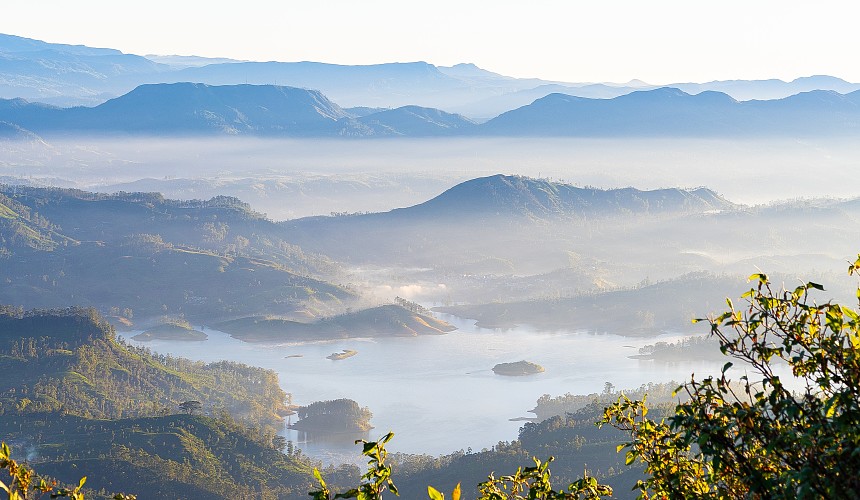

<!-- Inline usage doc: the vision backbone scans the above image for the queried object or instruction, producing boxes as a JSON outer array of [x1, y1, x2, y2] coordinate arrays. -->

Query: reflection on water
[[119, 314, 723, 464]]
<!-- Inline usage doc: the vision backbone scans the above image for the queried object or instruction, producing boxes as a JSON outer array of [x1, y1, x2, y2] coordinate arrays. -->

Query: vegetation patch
[[291, 399, 373, 433], [492, 360, 545, 376], [326, 349, 357, 360]]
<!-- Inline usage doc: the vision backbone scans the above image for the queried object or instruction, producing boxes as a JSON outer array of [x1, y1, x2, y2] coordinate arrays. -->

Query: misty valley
[[3, 31, 860, 499], [1, 154, 856, 497]]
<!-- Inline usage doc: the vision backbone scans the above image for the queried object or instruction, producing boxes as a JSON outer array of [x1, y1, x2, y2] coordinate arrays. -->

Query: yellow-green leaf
[[428, 486, 444, 500]]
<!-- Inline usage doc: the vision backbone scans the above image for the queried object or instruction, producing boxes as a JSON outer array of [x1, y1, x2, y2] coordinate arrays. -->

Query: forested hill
[[0, 305, 110, 348], [0, 185, 355, 324], [0, 306, 288, 422], [0, 306, 348, 498], [278, 174, 734, 267], [400, 174, 732, 219], [1, 186, 269, 245]]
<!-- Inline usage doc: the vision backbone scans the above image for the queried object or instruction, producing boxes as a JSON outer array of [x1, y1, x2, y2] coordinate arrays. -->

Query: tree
[[271, 435, 288, 452], [178, 400, 202, 415], [600, 262, 860, 498]]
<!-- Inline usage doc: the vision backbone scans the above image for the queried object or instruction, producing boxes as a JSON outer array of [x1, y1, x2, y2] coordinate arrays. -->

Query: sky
[[2, 1, 858, 84]]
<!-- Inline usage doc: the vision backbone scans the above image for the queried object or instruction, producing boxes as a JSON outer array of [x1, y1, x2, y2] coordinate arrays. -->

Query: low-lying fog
[[3, 137, 860, 219], [4, 135, 857, 462]]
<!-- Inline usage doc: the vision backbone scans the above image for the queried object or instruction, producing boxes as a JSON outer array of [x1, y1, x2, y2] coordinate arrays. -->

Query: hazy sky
[[3, 1, 857, 83]]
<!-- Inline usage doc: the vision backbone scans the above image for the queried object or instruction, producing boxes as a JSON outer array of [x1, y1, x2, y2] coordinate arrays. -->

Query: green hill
[[0, 186, 356, 324], [214, 304, 456, 343], [1, 413, 317, 499], [0, 306, 363, 498], [0, 306, 288, 425]]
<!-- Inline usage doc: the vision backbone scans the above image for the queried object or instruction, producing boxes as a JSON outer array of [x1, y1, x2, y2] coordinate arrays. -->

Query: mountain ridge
[[276, 174, 736, 268], [4, 83, 860, 137], [6, 32, 860, 115], [398, 174, 733, 219]]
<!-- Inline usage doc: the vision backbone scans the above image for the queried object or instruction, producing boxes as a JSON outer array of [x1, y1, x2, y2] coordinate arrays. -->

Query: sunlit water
[[120, 315, 724, 464]]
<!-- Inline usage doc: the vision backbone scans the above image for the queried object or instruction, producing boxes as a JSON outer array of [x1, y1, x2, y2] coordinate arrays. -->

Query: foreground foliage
[[310, 432, 398, 500], [0, 442, 134, 500], [312, 433, 610, 500], [600, 263, 860, 498]]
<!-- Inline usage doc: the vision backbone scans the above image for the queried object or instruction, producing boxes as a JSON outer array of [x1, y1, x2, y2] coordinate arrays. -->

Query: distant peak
[[649, 87, 691, 96], [406, 174, 732, 220], [792, 74, 848, 83], [622, 79, 653, 87]]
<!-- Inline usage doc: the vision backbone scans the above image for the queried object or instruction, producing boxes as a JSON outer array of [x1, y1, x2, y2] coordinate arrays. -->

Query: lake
[[120, 314, 723, 464]]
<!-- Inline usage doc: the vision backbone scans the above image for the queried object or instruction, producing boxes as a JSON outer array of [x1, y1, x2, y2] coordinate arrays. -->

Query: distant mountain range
[[3, 32, 860, 120], [0, 33, 554, 112], [3, 82, 860, 137], [0, 83, 475, 137], [479, 87, 860, 136]]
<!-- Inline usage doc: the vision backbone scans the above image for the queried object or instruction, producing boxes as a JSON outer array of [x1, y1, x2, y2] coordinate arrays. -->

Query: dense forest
[[0, 306, 363, 498], [292, 399, 374, 433]]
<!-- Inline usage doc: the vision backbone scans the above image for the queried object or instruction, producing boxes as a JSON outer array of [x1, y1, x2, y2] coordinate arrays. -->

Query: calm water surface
[[120, 315, 721, 463]]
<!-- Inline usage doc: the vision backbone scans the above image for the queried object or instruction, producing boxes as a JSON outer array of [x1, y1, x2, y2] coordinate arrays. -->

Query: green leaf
[[625, 452, 635, 465], [748, 273, 768, 283], [334, 488, 360, 499], [428, 486, 444, 500]]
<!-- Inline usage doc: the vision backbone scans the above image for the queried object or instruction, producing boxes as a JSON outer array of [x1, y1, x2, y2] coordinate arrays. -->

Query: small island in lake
[[132, 321, 208, 342], [289, 398, 373, 433], [492, 360, 545, 376], [326, 349, 357, 361]]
